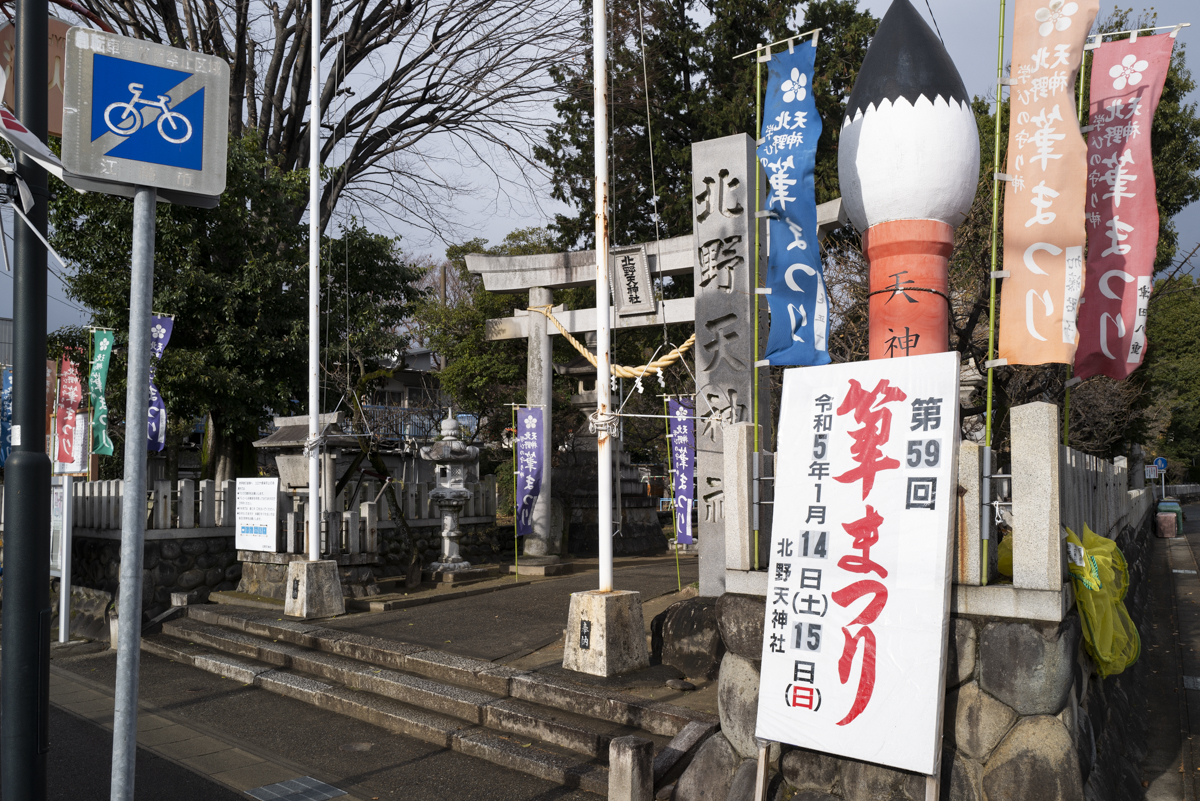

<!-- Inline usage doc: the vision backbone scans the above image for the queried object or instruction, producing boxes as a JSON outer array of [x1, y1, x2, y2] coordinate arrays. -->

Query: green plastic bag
[[1065, 524, 1139, 678]]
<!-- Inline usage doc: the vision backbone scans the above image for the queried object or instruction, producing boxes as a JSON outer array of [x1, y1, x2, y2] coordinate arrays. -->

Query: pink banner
[[1074, 35, 1174, 380], [55, 354, 83, 464], [998, 0, 1098, 366]]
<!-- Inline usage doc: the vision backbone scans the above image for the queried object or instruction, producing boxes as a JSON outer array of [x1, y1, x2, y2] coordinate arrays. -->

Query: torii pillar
[[525, 284, 556, 559]]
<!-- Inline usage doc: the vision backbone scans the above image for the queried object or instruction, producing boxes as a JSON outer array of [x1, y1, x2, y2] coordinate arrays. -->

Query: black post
[[1, 0, 51, 796]]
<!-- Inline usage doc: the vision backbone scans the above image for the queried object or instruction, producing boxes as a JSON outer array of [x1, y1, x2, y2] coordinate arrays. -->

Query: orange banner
[[998, 0, 1099, 365]]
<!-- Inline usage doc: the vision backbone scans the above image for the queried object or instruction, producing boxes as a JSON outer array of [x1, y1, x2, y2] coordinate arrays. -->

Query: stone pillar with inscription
[[692, 134, 771, 597]]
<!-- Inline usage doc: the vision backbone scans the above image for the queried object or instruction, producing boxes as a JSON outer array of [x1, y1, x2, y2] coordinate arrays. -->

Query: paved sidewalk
[[46, 656, 366, 800], [328, 553, 699, 663]]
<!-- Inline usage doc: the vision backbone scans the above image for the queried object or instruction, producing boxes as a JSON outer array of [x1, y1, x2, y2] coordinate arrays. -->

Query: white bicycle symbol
[[103, 83, 193, 144]]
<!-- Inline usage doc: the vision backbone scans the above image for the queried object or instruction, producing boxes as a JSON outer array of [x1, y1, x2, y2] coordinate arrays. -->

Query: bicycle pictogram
[[103, 82, 193, 144]]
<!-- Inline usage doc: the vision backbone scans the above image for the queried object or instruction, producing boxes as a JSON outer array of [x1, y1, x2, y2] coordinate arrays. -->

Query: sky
[[0, 0, 1195, 334]]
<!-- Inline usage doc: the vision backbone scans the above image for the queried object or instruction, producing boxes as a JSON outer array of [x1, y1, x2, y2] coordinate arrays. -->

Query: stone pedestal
[[283, 559, 345, 619], [562, 590, 650, 677]]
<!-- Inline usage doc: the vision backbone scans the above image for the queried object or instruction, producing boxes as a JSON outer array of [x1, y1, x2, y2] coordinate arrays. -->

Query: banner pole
[[664, 395, 680, 592], [512, 404, 518, 581], [1064, 49, 1088, 447], [752, 44, 764, 572], [983, 0, 1008, 586]]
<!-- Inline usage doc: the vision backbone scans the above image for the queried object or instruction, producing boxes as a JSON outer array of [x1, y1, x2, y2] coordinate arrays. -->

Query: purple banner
[[515, 407, 544, 537], [668, 399, 695, 544], [147, 315, 174, 452]]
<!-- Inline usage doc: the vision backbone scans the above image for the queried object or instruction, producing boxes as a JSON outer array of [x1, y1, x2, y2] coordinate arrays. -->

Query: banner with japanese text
[[1074, 35, 1173, 380], [758, 39, 830, 366], [515, 408, 544, 537], [55, 354, 84, 464], [755, 351, 960, 775], [89, 329, 115, 455], [147, 315, 173, 452], [999, 0, 1099, 365], [0, 366, 11, 467], [668, 398, 695, 544]]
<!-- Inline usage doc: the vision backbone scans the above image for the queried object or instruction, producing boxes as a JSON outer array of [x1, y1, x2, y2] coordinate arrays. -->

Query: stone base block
[[423, 565, 501, 585], [562, 590, 650, 677], [283, 559, 345, 619], [510, 561, 572, 576]]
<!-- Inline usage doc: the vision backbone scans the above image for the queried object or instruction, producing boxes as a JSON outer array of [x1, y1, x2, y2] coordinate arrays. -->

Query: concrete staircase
[[143, 606, 717, 796]]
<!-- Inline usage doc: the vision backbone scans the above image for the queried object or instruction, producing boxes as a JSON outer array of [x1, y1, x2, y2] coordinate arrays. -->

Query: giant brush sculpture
[[838, 0, 980, 359]]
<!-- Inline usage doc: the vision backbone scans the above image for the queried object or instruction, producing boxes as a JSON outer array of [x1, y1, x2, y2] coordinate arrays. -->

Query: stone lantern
[[419, 410, 480, 571]]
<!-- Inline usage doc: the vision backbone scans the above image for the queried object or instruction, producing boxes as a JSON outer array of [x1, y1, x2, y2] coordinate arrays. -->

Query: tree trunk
[[203, 415, 259, 483]]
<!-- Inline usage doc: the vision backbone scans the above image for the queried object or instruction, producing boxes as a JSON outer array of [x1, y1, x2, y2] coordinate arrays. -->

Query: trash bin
[[1157, 512, 1178, 538], [1159, 500, 1184, 534]]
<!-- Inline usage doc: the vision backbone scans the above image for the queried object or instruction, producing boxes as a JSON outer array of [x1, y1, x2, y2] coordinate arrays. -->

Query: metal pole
[[593, 0, 613, 593], [307, 0, 322, 561], [59, 474, 73, 643], [1, 0, 51, 791], [752, 45, 763, 572], [981, 0, 1007, 587], [110, 185, 157, 801]]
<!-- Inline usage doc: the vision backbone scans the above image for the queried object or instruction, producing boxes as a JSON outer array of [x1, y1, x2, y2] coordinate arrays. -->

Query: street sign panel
[[1146, 465, 1159, 480], [62, 27, 228, 199], [1154, 457, 1168, 471]]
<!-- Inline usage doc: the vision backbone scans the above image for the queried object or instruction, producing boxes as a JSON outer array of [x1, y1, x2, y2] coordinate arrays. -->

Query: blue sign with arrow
[[1154, 457, 1168, 471]]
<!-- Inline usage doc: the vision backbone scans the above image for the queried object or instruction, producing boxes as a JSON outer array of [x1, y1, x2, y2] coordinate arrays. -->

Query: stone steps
[[144, 605, 718, 795]]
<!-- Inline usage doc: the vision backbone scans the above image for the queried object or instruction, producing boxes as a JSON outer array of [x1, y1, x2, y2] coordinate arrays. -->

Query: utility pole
[[1, 0, 51, 796], [593, 0, 612, 594]]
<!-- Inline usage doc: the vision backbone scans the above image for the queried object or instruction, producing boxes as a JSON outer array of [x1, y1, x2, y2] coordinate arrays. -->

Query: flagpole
[[983, 0, 1008, 588], [594, 0, 613, 594], [1063, 48, 1088, 447], [307, 0, 322, 562]]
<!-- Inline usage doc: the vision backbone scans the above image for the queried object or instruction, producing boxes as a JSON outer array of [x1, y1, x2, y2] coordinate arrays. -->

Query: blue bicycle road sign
[[1154, 457, 1168, 471], [91, 55, 205, 171], [63, 27, 228, 201]]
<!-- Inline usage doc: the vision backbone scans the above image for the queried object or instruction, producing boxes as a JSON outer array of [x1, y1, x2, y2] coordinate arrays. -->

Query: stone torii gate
[[467, 134, 844, 589]]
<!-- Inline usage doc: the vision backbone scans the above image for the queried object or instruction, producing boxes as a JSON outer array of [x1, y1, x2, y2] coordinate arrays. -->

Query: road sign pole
[[110, 184, 156, 801], [1, 0, 51, 794]]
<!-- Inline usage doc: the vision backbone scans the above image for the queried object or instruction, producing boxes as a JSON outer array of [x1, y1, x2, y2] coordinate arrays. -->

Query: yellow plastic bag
[[997, 534, 1013, 577], [1065, 524, 1140, 678]]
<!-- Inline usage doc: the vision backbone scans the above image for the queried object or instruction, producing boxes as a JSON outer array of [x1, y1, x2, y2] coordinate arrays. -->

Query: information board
[[755, 351, 960, 775], [235, 477, 280, 553]]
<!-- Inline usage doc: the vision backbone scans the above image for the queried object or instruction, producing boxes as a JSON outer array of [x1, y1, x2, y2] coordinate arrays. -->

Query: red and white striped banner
[[1074, 34, 1174, 380]]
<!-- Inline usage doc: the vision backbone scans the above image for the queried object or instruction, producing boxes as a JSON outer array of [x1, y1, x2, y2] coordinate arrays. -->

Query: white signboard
[[755, 351, 960, 776], [1145, 465, 1159, 480], [235, 477, 280, 552]]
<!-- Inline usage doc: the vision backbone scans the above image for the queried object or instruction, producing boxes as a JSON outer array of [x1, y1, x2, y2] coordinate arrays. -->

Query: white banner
[[755, 351, 960, 775], [235, 477, 280, 552]]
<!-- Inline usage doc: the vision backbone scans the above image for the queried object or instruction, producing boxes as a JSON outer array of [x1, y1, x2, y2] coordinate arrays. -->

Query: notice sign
[[235, 477, 280, 552], [755, 351, 960, 775]]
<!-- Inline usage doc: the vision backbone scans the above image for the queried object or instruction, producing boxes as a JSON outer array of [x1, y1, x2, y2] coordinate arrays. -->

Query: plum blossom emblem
[[1034, 1, 1078, 36], [782, 68, 807, 103], [1109, 53, 1150, 91], [151, 324, 167, 340]]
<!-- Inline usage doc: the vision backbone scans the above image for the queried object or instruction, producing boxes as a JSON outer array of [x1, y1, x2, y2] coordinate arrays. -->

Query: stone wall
[[72, 534, 238, 624], [661, 508, 1154, 801]]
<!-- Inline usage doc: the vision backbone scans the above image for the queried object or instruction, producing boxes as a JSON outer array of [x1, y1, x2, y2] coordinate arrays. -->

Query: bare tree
[[75, 0, 580, 237]]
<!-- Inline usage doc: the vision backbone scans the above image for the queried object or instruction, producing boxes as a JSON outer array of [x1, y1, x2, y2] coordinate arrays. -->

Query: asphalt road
[[0, 705, 247, 801], [51, 648, 598, 801], [327, 556, 700, 663]]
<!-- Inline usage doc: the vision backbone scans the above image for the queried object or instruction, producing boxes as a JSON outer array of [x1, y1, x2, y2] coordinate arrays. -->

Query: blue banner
[[0, 367, 11, 467], [758, 41, 829, 366], [148, 315, 173, 452], [515, 408, 544, 537], [668, 399, 695, 544]]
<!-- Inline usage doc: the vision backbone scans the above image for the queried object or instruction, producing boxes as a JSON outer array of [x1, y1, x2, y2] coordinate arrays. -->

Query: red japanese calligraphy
[[837, 505, 888, 579], [833, 379, 906, 499], [832, 580, 888, 726]]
